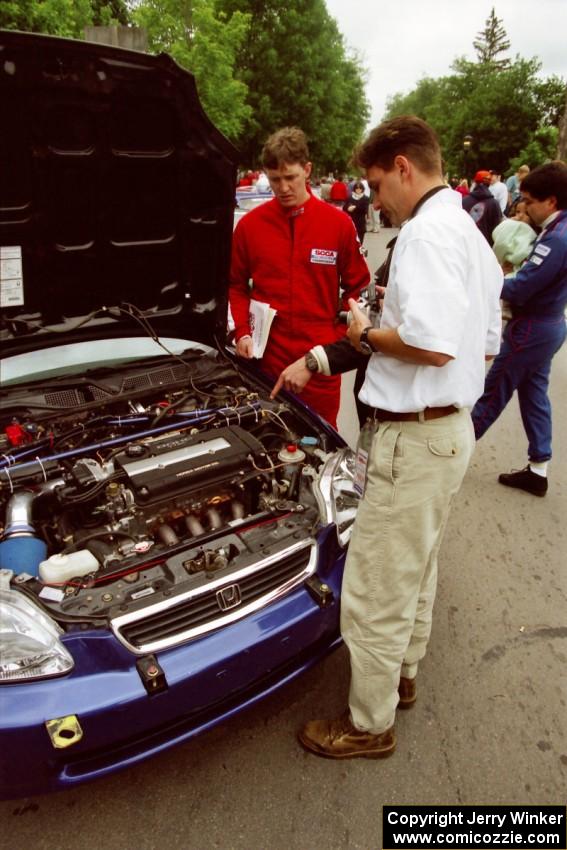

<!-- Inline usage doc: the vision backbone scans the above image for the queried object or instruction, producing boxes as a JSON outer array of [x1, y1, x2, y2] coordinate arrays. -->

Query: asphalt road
[[2, 228, 566, 850]]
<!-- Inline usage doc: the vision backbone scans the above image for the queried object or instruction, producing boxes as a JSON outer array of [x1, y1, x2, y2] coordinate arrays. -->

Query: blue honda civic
[[0, 30, 360, 798]]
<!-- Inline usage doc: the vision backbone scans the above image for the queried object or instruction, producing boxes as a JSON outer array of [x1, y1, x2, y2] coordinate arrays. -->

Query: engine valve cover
[[114, 426, 263, 501]]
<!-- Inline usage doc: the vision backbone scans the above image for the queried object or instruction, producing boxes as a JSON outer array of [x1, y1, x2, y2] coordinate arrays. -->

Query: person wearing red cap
[[462, 170, 503, 245]]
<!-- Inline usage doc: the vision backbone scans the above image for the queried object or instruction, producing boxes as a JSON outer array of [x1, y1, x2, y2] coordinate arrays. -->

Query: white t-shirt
[[254, 172, 270, 192], [359, 188, 503, 412], [489, 180, 508, 212]]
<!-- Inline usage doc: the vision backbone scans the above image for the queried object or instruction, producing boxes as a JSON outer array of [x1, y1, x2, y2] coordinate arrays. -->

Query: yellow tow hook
[[45, 715, 83, 749]]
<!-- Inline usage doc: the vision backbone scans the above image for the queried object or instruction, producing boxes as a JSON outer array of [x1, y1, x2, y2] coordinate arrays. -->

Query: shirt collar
[[541, 210, 560, 231], [283, 190, 313, 219], [400, 185, 449, 228]]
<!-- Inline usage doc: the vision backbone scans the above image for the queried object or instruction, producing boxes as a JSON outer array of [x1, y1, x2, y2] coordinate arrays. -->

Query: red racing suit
[[229, 194, 370, 427]]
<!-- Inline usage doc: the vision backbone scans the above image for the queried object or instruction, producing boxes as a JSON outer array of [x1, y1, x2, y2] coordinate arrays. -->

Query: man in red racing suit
[[230, 127, 369, 428]]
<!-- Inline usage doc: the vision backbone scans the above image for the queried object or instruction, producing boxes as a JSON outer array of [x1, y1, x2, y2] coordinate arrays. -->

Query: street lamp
[[463, 134, 473, 180]]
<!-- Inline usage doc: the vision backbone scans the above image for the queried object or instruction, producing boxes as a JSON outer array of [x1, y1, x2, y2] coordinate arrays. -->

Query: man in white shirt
[[489, 170, 508, 213], [293, 116, 502, 760], [254, 171, 270, 192]]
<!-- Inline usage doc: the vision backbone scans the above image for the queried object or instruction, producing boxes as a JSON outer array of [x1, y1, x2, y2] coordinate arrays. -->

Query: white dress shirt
[[359, 188, 503, 412]]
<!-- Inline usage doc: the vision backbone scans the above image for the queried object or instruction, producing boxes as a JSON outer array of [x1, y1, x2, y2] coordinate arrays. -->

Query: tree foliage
[[558, 88, 567, 161], [133, 0, 251, 141], [386, 12, 566, 178], [2, 0, 368, 169], [216, 0, 370, 173], [0, 0, 129, 37], [473, 7, 510, 69]]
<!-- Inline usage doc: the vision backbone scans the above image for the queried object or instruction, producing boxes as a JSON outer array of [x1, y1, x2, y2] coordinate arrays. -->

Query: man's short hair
[[520, 161, 567, 209], [354, 115, 442, 176], [261, 127, 310, 169]]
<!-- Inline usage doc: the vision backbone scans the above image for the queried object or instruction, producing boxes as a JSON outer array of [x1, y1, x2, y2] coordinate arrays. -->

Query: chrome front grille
[[111, 540, 317, 654]]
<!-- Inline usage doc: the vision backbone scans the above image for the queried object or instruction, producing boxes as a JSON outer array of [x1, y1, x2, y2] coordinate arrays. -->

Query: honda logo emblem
[[216, 584, 242, 611]]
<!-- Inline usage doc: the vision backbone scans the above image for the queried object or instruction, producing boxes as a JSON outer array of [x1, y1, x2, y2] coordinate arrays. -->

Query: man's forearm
[[363, 327, 452, 366], [320, 337, 369, 375]]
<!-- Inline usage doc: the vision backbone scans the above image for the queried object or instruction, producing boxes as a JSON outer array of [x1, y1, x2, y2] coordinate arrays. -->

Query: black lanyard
[[409, 184, 447, 218]]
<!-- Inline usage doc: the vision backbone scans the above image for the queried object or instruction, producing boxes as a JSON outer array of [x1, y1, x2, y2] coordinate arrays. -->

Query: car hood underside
[[0, 30, 239, 358]]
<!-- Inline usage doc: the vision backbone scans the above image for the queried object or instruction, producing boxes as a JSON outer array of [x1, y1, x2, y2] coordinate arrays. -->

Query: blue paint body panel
[[0, 539, 345, 799]]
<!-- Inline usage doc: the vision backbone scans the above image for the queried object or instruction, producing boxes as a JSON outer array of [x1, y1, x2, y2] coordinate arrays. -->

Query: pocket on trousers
[[427, 435, 458, 457], [374, 427, 403, 486]]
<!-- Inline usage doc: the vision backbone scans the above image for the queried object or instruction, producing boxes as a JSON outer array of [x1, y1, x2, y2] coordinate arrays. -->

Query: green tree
[[509, 126, 560, 172], [133, 0, 251, 141], [473, 7, 510, 69], [216, 0, 370, 172], [91, 0, 130, 25], [558, 88, 567, 160], [386, 76, 445, 126], [533, 76, 567, 126], [385, 11, 565, 178], [0, 0, 129, 37]]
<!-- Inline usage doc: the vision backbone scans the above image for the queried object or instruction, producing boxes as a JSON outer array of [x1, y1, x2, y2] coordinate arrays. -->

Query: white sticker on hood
[[0, 246, 24, 307]]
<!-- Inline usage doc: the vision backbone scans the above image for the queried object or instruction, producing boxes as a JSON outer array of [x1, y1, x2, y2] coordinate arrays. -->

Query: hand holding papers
[[249, 298, 276, 358]]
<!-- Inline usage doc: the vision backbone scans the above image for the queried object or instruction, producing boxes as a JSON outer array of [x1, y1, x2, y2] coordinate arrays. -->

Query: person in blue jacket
[[472, 161, 567, 496], [462, 169, 503, 245]]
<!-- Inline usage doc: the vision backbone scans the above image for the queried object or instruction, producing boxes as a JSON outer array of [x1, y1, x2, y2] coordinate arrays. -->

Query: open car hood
[[0, 30, 239, 358]]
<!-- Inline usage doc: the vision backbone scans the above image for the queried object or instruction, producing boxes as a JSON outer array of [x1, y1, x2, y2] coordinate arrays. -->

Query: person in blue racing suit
[[472, 161, 567, 496]]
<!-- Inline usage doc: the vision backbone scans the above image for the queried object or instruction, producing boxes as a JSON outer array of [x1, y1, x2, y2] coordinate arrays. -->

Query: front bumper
[[0, 531, 345, 799]]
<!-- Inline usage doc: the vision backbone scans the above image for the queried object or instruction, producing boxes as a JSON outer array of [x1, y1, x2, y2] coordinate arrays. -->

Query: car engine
[[0, 347, 357, 653]]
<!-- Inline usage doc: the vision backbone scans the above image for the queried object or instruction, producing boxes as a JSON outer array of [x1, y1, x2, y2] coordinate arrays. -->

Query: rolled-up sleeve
[[394, 238, 469, 357]]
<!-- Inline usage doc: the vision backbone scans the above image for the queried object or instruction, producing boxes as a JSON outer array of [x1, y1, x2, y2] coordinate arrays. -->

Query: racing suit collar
[[282, 190, 314, 219]]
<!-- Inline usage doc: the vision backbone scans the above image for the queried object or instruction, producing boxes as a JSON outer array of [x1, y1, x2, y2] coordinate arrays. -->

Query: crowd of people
[[229, 120, 566, 760], [237, 168, 394, 247], [450, 164, 530, 216], [455, 163, 566, 498]]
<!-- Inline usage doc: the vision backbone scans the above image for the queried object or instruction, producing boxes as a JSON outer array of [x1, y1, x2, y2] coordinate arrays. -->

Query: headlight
[[316, 448, 360, 546], [0, 589, 74, 683]]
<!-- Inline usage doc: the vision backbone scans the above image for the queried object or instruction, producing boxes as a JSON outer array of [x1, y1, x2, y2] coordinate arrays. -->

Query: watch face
[[305, 352, 319, 372]]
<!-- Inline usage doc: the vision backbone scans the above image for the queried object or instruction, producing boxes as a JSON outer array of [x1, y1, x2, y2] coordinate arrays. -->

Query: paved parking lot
[[2, 228, 565, 850]]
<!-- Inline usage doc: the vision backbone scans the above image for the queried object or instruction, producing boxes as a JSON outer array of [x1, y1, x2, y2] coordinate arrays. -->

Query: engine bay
[[0, 346, 354, 648]]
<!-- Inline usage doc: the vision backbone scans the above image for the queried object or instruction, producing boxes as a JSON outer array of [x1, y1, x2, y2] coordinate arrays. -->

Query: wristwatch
[[304, 351, 319, 373], [359, 326, 376, 355]]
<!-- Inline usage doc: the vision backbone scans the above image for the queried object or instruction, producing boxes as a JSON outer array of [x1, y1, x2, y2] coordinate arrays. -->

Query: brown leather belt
[[372, 405, 458, 422]]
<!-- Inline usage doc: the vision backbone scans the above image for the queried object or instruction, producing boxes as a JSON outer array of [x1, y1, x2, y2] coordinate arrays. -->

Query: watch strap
[[360, 326, 375, 352]]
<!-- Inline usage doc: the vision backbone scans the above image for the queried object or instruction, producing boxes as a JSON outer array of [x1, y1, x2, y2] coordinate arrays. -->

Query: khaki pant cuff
[[401, 662, 418, 679]]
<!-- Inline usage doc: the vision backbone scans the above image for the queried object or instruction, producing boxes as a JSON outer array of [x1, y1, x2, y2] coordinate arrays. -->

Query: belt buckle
[[372, 408, 387, 422]]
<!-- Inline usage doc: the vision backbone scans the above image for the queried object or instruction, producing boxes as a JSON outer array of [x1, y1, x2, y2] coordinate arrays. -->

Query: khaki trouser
[[341, 408, 475, 733]]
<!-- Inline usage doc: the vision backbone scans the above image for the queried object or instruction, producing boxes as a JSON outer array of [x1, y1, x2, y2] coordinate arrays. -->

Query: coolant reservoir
[[39, 550, 99, 583]]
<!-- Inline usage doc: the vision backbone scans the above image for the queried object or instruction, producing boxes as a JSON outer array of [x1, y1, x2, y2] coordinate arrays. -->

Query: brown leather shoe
[[298, 711, 396, 759], [398, 677, 417, 710]]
